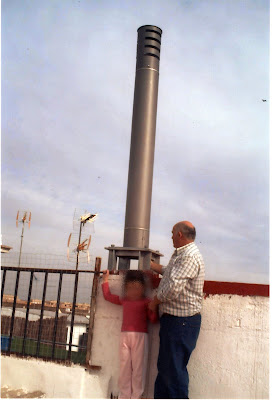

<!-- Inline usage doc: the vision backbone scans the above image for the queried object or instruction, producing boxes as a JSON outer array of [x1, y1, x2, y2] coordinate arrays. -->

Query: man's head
[[172, 221, 196, 248]]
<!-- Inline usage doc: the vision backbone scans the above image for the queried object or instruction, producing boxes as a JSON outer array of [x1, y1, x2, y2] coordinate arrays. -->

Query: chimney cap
[[137, 25, 162, 34]]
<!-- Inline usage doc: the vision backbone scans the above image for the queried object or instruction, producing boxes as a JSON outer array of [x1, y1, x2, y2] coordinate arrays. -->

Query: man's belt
[[162, 312, 201, 317]]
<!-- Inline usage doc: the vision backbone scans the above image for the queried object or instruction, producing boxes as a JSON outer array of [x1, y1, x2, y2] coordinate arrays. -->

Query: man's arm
[[150, 261, 165, 275], [157, 255, 199, 302]]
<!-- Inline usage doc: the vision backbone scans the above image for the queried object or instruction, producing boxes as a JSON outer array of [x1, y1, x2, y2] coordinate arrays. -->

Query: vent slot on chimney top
[[145, 29, 162, 36], [144, 44, 160, 52], [145, 36, 161, 44], [144, 52, 160, 60]]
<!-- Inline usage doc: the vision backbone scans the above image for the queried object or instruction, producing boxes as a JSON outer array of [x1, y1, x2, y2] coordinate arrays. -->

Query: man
[[148, 221, 205, 399]]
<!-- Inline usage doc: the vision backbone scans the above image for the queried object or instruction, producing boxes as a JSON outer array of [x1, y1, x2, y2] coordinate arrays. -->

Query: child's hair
[[123, 270, 146, 293], [124, 269, 145, 285]]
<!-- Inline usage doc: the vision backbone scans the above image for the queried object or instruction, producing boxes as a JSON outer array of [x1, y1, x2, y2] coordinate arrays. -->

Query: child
[[102, 269, 157, 399]]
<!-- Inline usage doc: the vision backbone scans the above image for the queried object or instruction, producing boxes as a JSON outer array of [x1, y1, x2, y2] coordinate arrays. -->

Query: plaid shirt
[[157, 242, 205, 317]]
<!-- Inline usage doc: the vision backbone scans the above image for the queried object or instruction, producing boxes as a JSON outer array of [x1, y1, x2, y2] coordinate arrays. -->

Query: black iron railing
[[1, 261, 102, 365]]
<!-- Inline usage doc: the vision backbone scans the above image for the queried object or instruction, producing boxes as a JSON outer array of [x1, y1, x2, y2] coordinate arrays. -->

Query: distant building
[[1, 245, 13, 254]]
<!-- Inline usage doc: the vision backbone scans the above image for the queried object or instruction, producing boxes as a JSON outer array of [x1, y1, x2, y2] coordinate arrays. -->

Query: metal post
[[85, 257, 101, 367], [76, 221, 83, 271], [123, 25, 162, 251], [1, 269, 7, 306], [18, 221, 25, 268], [68, 270, 79, 360], [36, 271, 48, 356], [22, 271, 34, 355], [51, 272, 63, 359], [8, 270, 20, 353]]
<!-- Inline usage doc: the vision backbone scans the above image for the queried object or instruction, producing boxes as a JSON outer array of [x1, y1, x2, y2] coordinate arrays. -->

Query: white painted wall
[[1, 275, 269, 399], [91, 275, 269, 399], [1, 355, 111, 399]]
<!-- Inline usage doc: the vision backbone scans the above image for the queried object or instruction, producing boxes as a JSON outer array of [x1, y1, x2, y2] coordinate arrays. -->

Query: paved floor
[[1, 387, 45, 398]]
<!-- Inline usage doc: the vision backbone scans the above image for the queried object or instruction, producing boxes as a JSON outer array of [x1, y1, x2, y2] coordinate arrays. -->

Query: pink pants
[[118, 331, 148, 399]]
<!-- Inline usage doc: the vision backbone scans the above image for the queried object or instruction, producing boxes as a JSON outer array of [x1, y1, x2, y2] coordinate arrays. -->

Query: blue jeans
[[154, 313, 201, 399]]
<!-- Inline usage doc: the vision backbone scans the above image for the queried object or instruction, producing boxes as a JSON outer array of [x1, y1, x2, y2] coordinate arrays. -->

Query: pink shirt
[[102, 282, 157, 333]]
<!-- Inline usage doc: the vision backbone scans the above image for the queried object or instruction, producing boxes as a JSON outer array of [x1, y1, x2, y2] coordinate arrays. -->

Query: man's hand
[[150, 261, 163, 275], [148, 296, 162, 312], [102, 270, 109, 283]]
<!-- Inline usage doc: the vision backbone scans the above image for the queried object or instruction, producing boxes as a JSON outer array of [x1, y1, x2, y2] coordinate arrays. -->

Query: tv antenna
[[16, 210, 31, 268], [67, 209, 97, 270]]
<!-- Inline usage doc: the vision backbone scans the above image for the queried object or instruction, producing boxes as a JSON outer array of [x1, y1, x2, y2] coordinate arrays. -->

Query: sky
[[1, 0, 269, 283]]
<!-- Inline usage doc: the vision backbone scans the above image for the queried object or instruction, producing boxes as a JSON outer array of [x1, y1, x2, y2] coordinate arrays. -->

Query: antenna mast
[[67, 210, 97, 270], [16, 210, 31, 268]]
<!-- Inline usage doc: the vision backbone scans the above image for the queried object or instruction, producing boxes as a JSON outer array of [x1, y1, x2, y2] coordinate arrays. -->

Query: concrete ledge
[[1, 277, 269, 399], [92, 276, 269, 399], [1, 355, 111, 398]]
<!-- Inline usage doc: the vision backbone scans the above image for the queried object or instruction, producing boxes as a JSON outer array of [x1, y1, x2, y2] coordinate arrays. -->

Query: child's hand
[[103, 270, 109, 282], [148, 299, 158, 312], [148, 296, 161, 312]]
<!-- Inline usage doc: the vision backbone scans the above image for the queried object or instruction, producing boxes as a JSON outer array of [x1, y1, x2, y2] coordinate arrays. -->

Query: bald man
[[148, 221, 205, 399]]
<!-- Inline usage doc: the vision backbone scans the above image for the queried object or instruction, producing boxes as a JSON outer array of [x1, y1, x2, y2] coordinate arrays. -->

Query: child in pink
[[102, 269, 157, 399]]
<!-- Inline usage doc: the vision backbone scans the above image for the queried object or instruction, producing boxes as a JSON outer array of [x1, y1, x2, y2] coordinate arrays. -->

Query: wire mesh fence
[[1, 253, 101, 365], [1, 252, 95, 270]]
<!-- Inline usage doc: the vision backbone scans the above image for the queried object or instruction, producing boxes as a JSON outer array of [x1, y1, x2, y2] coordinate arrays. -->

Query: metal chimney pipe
[[123, 25, 162, 249], [105, 26, 163, 270]]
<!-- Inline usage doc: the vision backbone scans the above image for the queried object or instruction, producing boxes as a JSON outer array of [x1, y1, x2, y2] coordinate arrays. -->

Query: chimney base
[[105, 246, 163, 270]]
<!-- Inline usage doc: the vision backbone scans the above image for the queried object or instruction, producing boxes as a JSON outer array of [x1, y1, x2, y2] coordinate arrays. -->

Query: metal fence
[[1, 257, 101, 366]]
